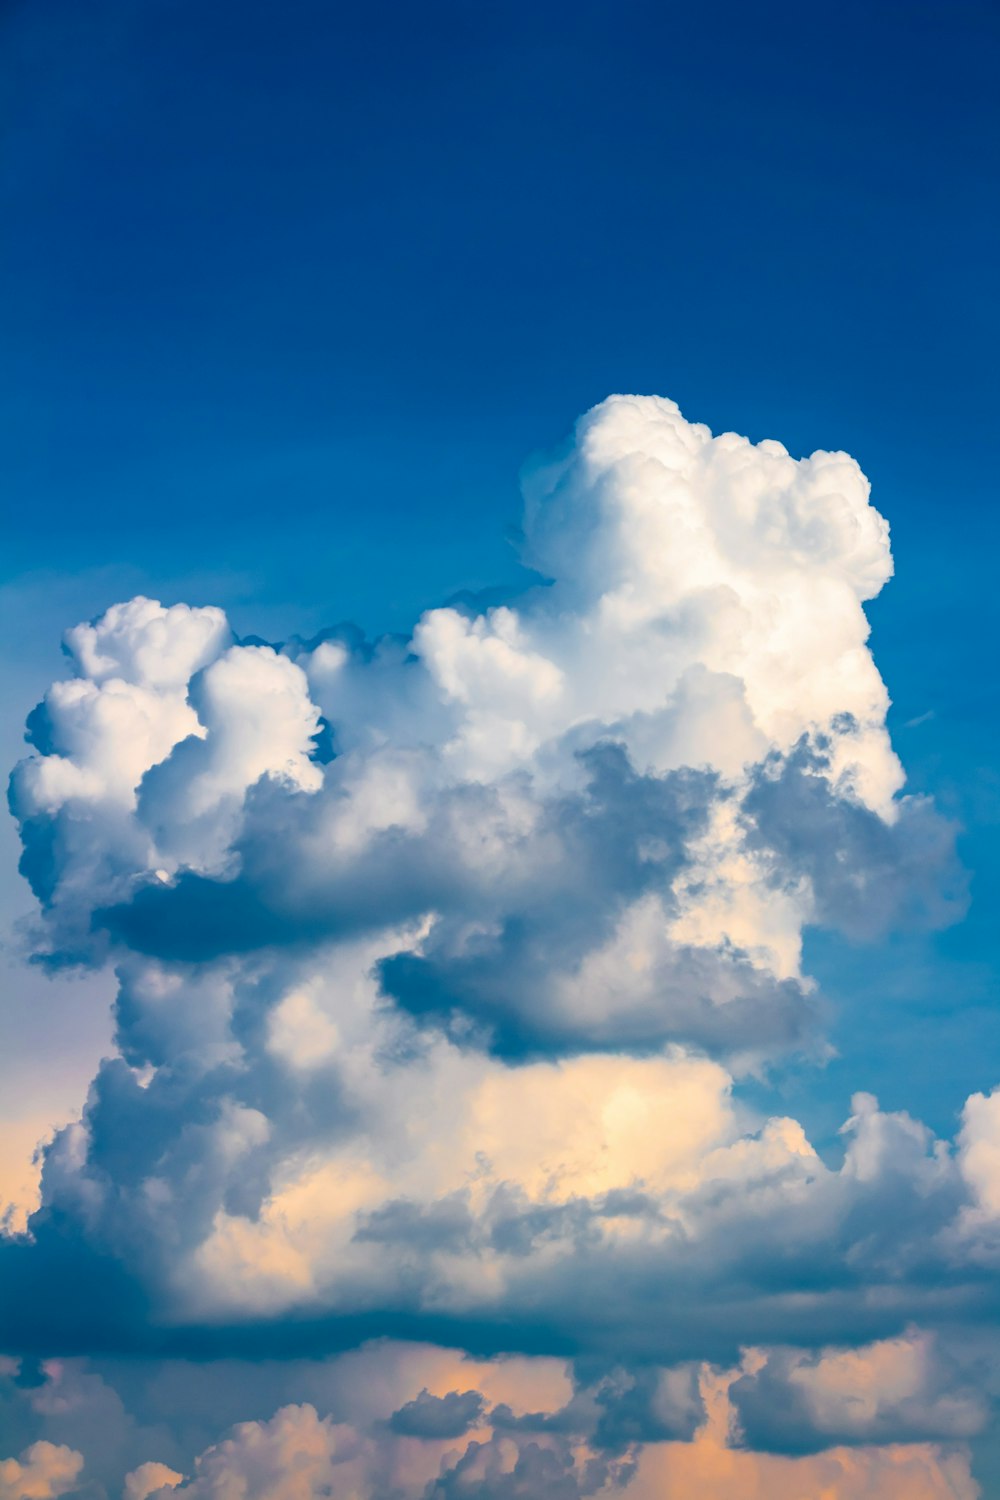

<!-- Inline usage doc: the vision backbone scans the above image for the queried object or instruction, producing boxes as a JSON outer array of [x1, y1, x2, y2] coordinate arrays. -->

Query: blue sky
[[2, 3, 1000, 1498], [3, 0, 998, 612], [3, 0, 997, 1130]]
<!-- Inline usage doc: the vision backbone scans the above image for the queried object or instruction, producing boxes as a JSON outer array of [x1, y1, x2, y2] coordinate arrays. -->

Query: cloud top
[[1, 395, 983, 1494]]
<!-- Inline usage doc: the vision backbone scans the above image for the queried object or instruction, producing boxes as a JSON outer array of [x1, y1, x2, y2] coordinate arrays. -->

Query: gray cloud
[[389, 1388, 486, 1440]]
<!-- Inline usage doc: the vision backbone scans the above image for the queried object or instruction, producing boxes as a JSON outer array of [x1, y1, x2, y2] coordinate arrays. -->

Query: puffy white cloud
[[1, 395, 985, 1482], [8, 600, 233, 955], [64, 598, 230, 693], [9, 975, 977, 1348], [10, 397, 955, 1018], [949, 1088, 1000, 1263], [136, 645, 323, 876], [958, 1088, 1000, 1218]]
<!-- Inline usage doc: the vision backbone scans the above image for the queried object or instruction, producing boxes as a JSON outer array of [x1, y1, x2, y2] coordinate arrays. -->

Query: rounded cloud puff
[[0, 1442, 83, 1500], [106, 1358, 979, 1500], [9, 398, 959, 1046], [1, 398, 981, 1489]]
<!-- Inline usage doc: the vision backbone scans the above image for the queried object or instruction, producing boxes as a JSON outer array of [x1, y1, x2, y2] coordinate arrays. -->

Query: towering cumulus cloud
[[2, 397, 988, 1497]]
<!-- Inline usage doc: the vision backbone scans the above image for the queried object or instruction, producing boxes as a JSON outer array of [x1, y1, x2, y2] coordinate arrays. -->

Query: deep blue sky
[[1, 0, 998, 1138]]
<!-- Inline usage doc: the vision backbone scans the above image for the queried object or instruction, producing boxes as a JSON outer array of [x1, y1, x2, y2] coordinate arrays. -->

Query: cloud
[[957, 1087, 1000, 1223], [388, 1388, 487, 1439], [0, 1338, 988, 1500], [121, 1398, 624, 1500], [123, 1464, 183, 1500], [1, 953, 981, 1363], [0, 395, 985, 1479], [25, 1350, 981, 1500], [10, 397, 945, 1006], [742, 738, 966, 940], [147, 1405, 369, 1500], [625, 1358, 980, 1500], [730, 1331, 987, 1451], [420, 1433, 635, 1499], [0, 1442, 82, 1500]]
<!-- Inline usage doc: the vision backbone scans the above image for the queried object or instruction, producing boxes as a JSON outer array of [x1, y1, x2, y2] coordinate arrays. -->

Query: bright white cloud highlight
[[1, 394, 985, 1493]]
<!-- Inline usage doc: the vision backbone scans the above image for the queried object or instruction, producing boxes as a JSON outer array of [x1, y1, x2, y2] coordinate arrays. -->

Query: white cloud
[[1, 394, 982, 1476], [958, 1088, 1000, 1218]]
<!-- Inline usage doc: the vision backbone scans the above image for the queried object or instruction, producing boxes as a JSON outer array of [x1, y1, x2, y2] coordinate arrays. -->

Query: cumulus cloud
[[11, 397, 954, 1013], [730, 1331, 988, 1451], [0, 1337, 990, 1500], [121, 1398, 625, 1500], [957, 1087, 1000, 1225], [58, 1351, 983, 1500], [123, 1463, 183, 1500], [625, 1358, 980, 1500], [1, 395, 988, 1485], [389, 1388, 487, 1439], [0, 1442, 82, 1500], [147, 1405, 368, 1500]]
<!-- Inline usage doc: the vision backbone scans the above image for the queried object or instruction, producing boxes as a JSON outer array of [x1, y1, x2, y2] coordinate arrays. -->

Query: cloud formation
[[2, 395, 987, 1493], [0, 1346, 980, 1500], [0, 1442, 83, 1500]]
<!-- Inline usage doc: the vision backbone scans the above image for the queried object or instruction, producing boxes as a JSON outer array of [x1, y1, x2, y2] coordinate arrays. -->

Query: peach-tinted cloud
[[0, 1442, 83, 1500], [123, 1462, 184, 1500], [630, 1362, 978, 1500]]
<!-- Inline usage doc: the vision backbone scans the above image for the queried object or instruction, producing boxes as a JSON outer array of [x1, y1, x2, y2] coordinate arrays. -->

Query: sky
[[1, 0, 999, 1497]]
